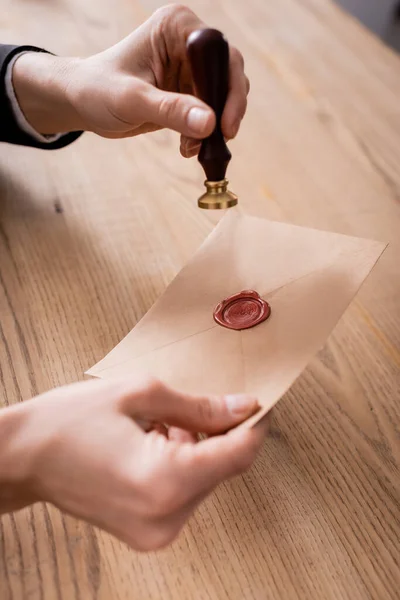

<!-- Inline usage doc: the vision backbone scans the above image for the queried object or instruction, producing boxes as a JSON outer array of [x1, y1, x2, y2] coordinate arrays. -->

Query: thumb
[[121, 379, 259, 434], [138, 84, 215, 138], [181, 414, 272, 495]]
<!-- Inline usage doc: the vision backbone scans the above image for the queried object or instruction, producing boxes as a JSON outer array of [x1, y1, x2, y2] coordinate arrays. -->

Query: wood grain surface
[[1, 0, 399, 598]]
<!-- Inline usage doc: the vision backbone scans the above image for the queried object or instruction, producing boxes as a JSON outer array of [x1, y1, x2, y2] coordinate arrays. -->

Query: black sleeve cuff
[[0, 44, 83, 150]]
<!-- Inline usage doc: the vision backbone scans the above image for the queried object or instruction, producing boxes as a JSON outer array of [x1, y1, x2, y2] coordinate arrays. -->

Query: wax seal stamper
[[187, 29, 238, 210], [213, 290, 271, 331]]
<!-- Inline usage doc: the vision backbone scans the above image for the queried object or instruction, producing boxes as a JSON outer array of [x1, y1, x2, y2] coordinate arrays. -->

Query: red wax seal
[[213, 290, 271, 331]]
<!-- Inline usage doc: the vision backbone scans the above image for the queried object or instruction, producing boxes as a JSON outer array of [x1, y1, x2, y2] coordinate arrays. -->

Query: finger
[[221, 47, 248, 140], [133, 418, 169, 435], [152, 423, 169, 437], [181, 135, 202, 148], [178, 419, 271, 496], [168, 427, 198, 444], [137, 83, 216, 138], [180, 136, 201, 158], [252, 410, 272, 435], [135, 418, 153, 432], [176, 60, 194, 96], [120, 379, 259, 434], [180, 145, 200, 158], [124, 123, 162, 136], [94, 123, 162, 139]]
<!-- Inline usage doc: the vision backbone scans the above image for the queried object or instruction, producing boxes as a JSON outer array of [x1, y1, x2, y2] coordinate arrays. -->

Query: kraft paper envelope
[[87, 209, 386, 428]]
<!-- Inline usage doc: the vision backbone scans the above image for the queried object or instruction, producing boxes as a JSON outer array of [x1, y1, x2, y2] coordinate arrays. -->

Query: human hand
[[13, 4, 249, 157], [0, 377, 269, 551]]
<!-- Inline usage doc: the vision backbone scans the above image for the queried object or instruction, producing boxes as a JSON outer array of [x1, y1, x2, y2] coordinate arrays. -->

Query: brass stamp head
[[198, 179, 238, 210]]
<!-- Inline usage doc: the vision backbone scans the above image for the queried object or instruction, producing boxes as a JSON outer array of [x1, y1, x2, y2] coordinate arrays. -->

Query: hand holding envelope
[[87, 209, 386, 428]]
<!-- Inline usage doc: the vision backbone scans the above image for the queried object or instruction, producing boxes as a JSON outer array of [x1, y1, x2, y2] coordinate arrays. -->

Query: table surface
[[1, 0, 399, 598]]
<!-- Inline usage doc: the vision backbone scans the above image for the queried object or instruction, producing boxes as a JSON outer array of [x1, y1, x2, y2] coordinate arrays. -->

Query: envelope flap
[[89, 326, 245, 395]]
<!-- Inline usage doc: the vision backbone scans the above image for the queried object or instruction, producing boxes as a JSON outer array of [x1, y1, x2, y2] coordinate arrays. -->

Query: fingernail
[[187, 107, 211, 135], [225, 394, 257, 416]]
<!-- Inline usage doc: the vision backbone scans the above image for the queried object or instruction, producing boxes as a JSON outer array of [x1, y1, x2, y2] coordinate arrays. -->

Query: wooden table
[[1, 0, 399, 598]]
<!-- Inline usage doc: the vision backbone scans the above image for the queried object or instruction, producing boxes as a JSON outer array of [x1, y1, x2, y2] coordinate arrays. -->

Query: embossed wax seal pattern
[[213, 290, 271, 330]]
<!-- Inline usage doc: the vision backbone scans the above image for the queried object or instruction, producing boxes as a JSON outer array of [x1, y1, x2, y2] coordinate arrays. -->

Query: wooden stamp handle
[[187, 28, 231, 182]]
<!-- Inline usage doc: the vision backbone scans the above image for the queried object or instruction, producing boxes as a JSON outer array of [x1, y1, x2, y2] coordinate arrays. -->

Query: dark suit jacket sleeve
[[0, 44, 82, 149]]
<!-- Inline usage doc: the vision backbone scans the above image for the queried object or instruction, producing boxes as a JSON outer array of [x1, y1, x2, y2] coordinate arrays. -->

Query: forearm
[[0, 404, 38, 514], [12, 52, 84, 135]]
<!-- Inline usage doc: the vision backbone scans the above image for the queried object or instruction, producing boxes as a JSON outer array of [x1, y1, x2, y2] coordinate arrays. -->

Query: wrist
[[0, 403, 40, 513], [11, 52, 85, 135]]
